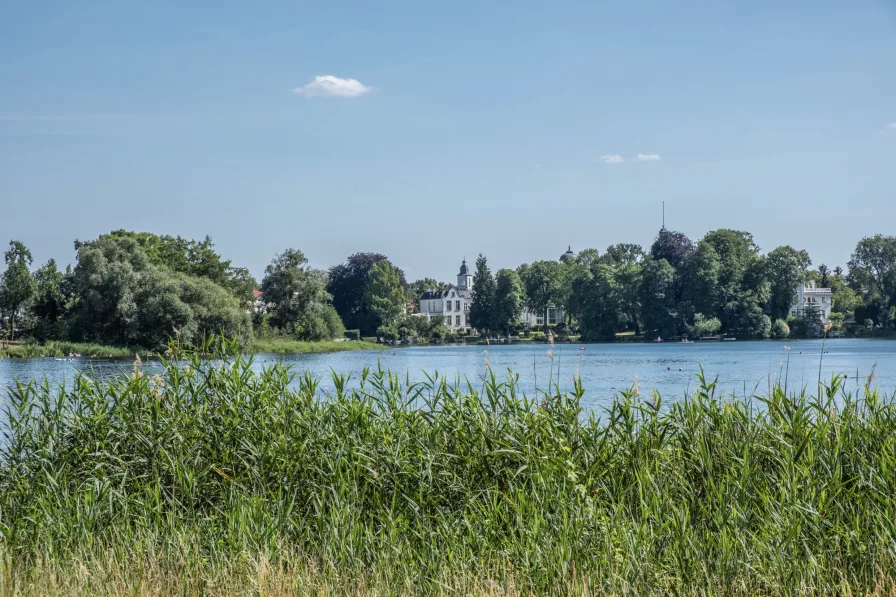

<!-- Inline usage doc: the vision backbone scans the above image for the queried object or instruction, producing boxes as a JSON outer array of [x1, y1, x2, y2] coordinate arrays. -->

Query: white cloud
[[599, 154, 624, 164], [635, 153, 662, 161], [886, 122, 896, 131], [293, 75, 373, 98]]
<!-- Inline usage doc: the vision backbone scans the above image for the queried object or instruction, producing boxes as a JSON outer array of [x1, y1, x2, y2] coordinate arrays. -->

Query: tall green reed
[[1, 335, 894, 595]]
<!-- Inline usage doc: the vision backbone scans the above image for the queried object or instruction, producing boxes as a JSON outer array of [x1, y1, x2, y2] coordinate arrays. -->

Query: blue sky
[[1, 0, 894, 283]]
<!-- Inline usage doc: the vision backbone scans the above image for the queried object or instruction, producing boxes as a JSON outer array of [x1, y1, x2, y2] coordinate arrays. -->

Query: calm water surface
[[2, 339, 894, 411]]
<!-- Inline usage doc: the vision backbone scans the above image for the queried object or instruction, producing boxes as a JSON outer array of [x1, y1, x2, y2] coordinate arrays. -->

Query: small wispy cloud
[[886, 122, 896, 131], [636, 153, 662, 161], [599, 154, 624, 164], [293, 75, 373, 98]]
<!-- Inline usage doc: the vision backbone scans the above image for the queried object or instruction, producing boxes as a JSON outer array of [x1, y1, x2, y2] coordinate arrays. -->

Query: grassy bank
[[0, 338, 382, 359], [1, 341, 894, 595], [248, 338, 381, 354], [0, 341, 135, 359]]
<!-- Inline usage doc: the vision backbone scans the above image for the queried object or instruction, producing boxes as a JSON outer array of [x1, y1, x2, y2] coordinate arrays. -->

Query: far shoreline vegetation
[[1, 229, 895, 360]]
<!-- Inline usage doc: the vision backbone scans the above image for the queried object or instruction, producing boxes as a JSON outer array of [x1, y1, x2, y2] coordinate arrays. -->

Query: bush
[[771, 319, 790, 339], [344, 329, 361, 341]]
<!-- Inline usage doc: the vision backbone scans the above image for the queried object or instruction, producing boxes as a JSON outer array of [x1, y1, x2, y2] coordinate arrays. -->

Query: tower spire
[[662, 201, 665, 229]]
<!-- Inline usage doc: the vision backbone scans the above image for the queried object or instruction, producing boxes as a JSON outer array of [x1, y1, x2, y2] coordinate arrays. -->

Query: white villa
[[419, 259, 475, 333], [790, 280, 833, 324], [419, 249, 572, 334]]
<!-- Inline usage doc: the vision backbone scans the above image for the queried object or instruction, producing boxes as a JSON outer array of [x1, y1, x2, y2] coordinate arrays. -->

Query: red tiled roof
[[253, 289, 263, 298]]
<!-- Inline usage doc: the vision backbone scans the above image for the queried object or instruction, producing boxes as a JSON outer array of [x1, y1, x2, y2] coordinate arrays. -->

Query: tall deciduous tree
[[31, 259, 70, 341], [576, 264, 624, 341], [765, 246, 812, 321], [328, 253, 407, 335], [650, 229, 695, 271], [0, 241, 37, 340], [260, 249, 340, 341], [520, 260, 566, 333], [365, 260, 406, 334], [601, 244, 645, 335], [492, 269, 523, 336], [848, 235, 896, 328], [469, 254, 496, 334], [640, 258, 678, 339], [817, 264, 830, 288]]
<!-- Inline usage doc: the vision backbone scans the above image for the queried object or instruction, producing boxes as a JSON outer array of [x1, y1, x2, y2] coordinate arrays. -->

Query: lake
[[1, 339, 893, 411]]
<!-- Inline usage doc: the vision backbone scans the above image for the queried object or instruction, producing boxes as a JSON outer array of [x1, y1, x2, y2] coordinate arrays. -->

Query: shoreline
[[0, 339, 383, 360]]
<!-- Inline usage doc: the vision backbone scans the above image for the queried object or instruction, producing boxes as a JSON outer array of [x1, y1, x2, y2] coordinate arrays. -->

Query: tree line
[[1, 228, 895, 346], [464, 229, 895, 340]]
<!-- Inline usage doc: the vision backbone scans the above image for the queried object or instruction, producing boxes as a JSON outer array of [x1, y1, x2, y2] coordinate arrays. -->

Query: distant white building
[[418, 260, 474, 333], [790, 280, 832, 324]]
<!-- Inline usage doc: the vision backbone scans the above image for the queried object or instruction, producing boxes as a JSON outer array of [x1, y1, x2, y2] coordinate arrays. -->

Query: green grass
[[1, 338, 381, 360], [0, 341, 135, 359], [1, 338, 895, 595], [248, 337, 381, 354]]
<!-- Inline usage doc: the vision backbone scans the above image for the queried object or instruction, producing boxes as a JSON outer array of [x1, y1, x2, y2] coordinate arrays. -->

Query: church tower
[[457, 258, 473, 291]]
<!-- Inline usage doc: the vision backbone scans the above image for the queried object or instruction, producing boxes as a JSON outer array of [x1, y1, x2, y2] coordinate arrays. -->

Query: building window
[[445, 301, 451, 312], [464, 302, 469, 311], [451, 291, 455, 297], [455, 300, 460, 311], [455, 315, 461, 326], [444, 316, 450, 327]]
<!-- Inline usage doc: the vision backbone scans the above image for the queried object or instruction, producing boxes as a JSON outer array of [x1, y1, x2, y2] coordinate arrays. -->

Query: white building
[[419, 260, 474, 333], [790, 280, 832, 324]]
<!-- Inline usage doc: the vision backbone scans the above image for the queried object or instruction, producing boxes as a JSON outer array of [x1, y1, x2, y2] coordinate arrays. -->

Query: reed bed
[[1, 341, 134, 359], [1, 337, 894, 595]]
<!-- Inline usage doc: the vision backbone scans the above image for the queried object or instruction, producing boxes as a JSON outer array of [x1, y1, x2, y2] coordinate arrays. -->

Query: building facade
[[418, 260, 474, 333], [790, 280, 833, 324]]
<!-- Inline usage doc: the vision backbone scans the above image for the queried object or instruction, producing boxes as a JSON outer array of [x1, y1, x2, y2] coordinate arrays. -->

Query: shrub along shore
[[0, 338, 894, 595], [0, 338, 382, 359]]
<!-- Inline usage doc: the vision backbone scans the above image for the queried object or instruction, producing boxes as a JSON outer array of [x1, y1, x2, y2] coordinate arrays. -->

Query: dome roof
[[560, 245, 575, 261], [458, 259, 468, 275]]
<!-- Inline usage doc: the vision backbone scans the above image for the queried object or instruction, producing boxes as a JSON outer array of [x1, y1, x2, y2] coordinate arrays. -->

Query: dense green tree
[[30, 259, 71, 341], [848, 235, 896, 328], [574, 248, 601, 269], [0, 241, 37, 340], [69, 235, 250, 347], [833, 286, 861, 316], [364, 260, 406, 334], [817, 264, 830, 288], [606, 244, 645, 335], [328, 253, 407, 335], [640, 259, 678, 339], [577, 264, 625, 341], [103, 231, 257, 305], [682, 242, 721, 317], [765, 246, 811, 320], [492, 269, 524, 336], [260, 249, 339, 340], [469, 254, 496, 334], [520, 260, 566, 333], [650, 229, 695, 271]]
